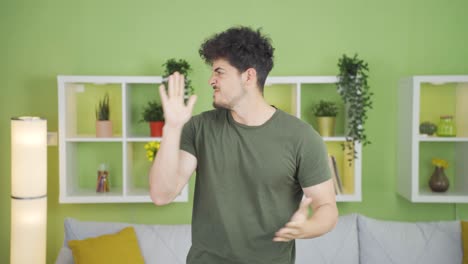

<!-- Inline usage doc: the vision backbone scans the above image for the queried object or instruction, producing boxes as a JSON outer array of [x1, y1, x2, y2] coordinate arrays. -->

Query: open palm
[[159, 72, 197, 129]]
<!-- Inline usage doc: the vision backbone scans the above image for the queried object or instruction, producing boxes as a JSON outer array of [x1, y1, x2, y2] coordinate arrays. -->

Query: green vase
[[436, 115, 456, 137]]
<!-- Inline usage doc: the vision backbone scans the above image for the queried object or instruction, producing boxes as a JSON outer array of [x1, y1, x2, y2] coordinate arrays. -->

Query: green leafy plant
[[337, 54, 373, 161], [141, 100, 164, 122], [95, 93, 110, 121], [162, 58, 194, 96], [312, 100, 339, 117], [419, 121, 437, 135]]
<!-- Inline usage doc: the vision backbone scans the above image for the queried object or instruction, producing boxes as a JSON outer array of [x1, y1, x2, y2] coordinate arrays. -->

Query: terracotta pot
[[317, 117, 336, 137], [150, 121, 164, 137], [96, 120, 113, 137]]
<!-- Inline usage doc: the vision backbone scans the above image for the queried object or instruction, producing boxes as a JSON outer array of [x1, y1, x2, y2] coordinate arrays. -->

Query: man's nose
[[209, 75, 216, 87]]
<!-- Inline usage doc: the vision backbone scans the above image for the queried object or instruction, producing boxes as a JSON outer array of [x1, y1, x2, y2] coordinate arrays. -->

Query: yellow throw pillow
[[68, 226, 144, 264], [463, 221, 468, 264]]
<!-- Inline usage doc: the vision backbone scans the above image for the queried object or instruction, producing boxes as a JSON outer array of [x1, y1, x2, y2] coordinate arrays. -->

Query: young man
[[149, 26, 338, 264]]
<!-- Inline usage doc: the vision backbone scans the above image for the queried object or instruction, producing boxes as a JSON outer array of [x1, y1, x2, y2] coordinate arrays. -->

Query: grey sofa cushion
[[296, 214, 359, 264], [55, 247, 73, 264], [62, 218, 191, 264], [357, 215, 462, 264]]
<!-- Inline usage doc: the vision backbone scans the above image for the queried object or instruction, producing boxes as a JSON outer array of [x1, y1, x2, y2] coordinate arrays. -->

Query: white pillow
[[357, 215, 462, 264]]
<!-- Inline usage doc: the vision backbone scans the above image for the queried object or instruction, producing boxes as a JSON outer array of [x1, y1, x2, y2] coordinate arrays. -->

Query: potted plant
[[162, 58, 194, 99], [312, 100, 339, 137], [141, 100, 164, 137], [95, 93, 112, 137], [337, 54, 373, 160]]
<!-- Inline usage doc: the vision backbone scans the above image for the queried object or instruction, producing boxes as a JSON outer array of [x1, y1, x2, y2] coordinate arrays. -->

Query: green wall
[[1, 0, 468, 262]]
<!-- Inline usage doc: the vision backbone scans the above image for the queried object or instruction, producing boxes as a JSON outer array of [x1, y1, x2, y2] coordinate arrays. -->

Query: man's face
[[209, 58, 247, 109]]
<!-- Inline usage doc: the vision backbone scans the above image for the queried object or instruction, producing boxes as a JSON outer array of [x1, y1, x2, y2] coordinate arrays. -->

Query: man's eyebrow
[[214, 67, 225, 72]]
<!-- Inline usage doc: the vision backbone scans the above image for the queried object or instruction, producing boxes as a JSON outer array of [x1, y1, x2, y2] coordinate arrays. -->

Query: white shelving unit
[[397, 75, 468, 203], [58, 75, 363, 203], [265, 76, 362, 202], [58, 75, 188, 203]]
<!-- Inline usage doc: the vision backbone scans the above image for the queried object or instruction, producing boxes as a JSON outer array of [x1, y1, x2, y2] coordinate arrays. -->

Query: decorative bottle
[[96, 163, 110, 193], [436, 115, 456, 137]]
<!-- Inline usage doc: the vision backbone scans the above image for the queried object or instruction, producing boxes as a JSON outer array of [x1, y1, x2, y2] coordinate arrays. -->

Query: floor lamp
[[10, 117, 47, 264]]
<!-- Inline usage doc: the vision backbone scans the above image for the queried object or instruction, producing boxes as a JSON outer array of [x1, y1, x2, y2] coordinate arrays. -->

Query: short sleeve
[[296, 126, 332, 188], [180, 117, 197, 157]]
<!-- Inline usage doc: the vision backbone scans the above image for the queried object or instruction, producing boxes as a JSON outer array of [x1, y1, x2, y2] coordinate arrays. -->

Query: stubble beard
[[212, 88, 246, 110]]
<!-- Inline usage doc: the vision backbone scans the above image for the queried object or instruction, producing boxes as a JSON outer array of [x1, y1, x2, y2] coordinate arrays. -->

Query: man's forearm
[[149, 125, 183, 205], [303, 203, 339, 238]]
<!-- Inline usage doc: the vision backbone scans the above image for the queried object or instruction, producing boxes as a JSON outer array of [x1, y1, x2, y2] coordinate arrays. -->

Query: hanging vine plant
[[336, 54, 373, 162]]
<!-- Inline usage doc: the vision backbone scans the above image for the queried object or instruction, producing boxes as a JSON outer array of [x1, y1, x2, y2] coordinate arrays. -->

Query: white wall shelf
[[66, 137, 124, 142], [265, 76, 362, 202], [397, 75, 468, 203], [57, 75, 188, 204], [58, 75, 363, 203], [418, 136, 468, 142], [127, 137, 162, 142]]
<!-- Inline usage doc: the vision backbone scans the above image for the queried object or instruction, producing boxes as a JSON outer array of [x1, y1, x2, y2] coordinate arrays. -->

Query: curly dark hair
[[199, 26, 275, 92]]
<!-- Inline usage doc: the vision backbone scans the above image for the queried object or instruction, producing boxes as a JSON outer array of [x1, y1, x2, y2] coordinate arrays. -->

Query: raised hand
[[273, 197, 312, 242], [159, 72, 197, 129]]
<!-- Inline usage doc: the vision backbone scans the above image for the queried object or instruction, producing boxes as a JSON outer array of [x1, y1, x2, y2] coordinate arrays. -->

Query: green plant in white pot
[[312, 100, 339, 137], [337, 54, 373, 161], [95, 93, 112, 137]]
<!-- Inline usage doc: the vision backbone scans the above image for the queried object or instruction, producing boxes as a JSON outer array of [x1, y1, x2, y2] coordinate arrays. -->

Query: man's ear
[[242, 68, 258, 87]]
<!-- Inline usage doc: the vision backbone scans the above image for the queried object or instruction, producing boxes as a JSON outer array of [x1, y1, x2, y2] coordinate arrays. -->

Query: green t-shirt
[[181, 108, 331, 264]]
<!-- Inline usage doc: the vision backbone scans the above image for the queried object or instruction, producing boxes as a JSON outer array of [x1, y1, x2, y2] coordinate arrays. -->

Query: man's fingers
[[159, 84, 168, 108], [273, 229, 296, 241], [285, 221, 301, 228], [187, 95, 197, 112], [168, 75, 175, 98], [178, 72, 185, 97], [173, 72, 180, 96], [276, 227, 299, 237], [273, 236, 292, 242], [274, 233, 295, 240]]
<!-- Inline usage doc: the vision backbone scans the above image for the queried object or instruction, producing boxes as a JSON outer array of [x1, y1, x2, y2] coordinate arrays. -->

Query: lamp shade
[[11, 117, 47, 197], [10, 117, 47, 264]]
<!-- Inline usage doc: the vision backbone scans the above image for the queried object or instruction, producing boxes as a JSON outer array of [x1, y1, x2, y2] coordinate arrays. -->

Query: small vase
[[150, 121, 164, 137], [436, 115, 456, 137], [317, 117, 336, 137], [429, 166, 449, 192]]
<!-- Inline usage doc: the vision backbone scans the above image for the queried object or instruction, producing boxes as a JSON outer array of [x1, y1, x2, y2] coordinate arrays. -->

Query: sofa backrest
[[63, 218, 191, 263], [357, 214, 462, 264], [59, 215, 360, 264], [56, 214, 463, 264], [296, 213, 359, 264]]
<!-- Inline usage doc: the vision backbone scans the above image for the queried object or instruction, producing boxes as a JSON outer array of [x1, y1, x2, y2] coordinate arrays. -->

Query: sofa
[[55, 213, 464, 264]]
